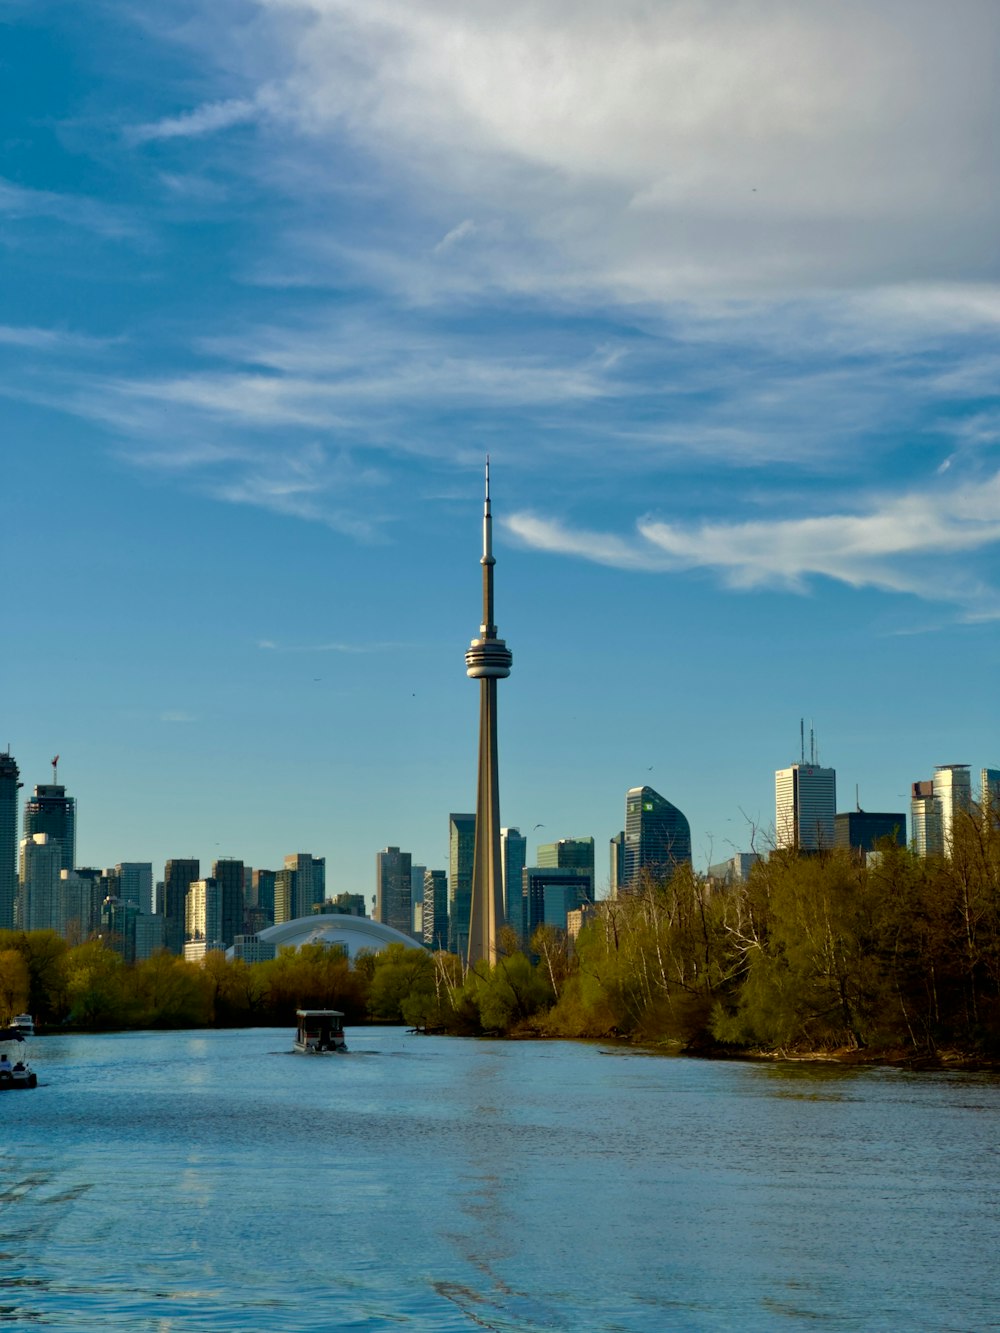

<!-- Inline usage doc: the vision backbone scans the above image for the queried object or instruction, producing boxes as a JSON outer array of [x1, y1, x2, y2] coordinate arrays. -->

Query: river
[[1, 1028, 998, 1330]]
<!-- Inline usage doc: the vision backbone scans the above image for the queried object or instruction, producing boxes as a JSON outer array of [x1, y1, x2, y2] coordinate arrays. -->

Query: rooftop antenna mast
[[800, 718, 805, 765], [51, 754, 59, 785], [810, 721, 815, 766], [856, 783, 860, 812]]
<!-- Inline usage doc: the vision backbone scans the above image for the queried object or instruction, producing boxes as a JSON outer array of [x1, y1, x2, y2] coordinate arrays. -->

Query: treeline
[[3, 808, 999, 1057]]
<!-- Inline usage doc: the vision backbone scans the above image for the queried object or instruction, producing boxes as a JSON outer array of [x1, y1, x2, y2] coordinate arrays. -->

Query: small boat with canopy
[[293, 1009, 347, 1054], [0, 1025, 37, 1089]]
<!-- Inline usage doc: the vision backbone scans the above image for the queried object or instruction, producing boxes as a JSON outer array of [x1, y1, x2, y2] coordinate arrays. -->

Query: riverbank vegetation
[[3, 811, 999, 1060]]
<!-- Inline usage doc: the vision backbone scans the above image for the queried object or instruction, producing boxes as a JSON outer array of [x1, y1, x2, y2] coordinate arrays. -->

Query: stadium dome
[[230, 915, 427, 962]]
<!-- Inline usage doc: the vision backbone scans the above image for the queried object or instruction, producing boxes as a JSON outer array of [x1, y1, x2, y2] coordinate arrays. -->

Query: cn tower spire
[[465, 457, 512, 967]]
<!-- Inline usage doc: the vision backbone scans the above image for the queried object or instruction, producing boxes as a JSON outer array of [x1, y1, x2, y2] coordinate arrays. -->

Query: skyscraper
[[609, 831, 625, 900], [164, 858, 199, 955], [423, 869, 448, 950], [212, 858, 246, 947], [376, 846, 412, 936], [24, 781, 76, 872], [522, 866, 593, 939], [448, 812, 475, 957], [500, 827, 526, 932], [623, 786, 692, 888], [933, 764, 971, 853], [116, 862, 153, 913], [775, 764, 836, 852], [0, 750, 21, 930], [284, 853, 325, 917], [537, 837, 595, 898], [465, 461, 513, 967], [18, 833, 62, 932], [982, 768, 1000, 829]]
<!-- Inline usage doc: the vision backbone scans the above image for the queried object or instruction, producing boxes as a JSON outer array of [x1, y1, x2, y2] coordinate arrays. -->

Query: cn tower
[[465, 459, 513, 967]]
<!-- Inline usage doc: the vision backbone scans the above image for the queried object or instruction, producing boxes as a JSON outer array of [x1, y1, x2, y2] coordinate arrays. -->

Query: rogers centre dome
[[228, 915, 427, 962]]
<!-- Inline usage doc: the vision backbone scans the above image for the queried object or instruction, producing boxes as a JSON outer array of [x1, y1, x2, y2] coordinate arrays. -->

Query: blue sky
[[3, 0, 999, 898]]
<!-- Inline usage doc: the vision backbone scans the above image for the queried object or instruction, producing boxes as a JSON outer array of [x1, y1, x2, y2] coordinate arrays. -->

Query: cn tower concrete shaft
[[464, 460, 512, 967]]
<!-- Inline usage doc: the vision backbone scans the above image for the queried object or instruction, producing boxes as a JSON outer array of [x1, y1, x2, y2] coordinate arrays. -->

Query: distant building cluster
[[2, 742, 996, 965]]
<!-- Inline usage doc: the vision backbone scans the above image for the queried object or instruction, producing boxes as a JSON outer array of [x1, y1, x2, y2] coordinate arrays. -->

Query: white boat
[[293, 1009, 347, 1053], [0, 1026, 37, 1090], [13, 1013, 34, 1037]]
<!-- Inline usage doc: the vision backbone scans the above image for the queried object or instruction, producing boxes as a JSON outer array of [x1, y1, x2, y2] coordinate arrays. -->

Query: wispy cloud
[[506, 470, 1000, 617], [0, 177, 139, 239], [126, 96, 259, 145], [159, 710, 197, 723]]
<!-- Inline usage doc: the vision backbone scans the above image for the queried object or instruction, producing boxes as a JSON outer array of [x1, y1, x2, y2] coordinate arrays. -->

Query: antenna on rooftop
[[856, 783, 860, 812], [51, 754, 59, 784], [800, 718, 805, 764], [810, 721, 815, 766]]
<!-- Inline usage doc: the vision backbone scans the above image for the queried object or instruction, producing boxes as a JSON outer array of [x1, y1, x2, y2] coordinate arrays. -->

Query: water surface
[[2, 1028, 998, 1330]]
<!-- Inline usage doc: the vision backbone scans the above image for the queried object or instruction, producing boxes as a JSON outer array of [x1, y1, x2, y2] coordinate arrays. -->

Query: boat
[[0, 1027, 37, 1090], [13, 1013, 34, 1037], [293, 1009, 347, 1053]]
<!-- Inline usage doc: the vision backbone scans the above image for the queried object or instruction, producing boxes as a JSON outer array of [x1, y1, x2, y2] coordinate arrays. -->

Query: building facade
[[500, 827, 526, 933], [522, 866, 593, 940], [623, 786, 692, 888], [834, 811, 906, 856], [448, 813, 475, 957], [376, 846, 413, 936], [18, 833, 62, 932], [537, 837, 595, 898], [24, 783, 76, 872], [164, 858, 200, 955], [775, 764, 836, 852], [116, 862, 154, 913], [0, 751, 21, 930], [422, 869, 448, 950], [212, 858, 246, 948]]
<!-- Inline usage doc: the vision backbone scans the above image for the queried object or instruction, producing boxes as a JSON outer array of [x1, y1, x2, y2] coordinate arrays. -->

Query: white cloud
[[224, 0, 1000, 300], [127, 97, 259, 144], [0, 177, 138, 239], [505, 470, 1000, 616]]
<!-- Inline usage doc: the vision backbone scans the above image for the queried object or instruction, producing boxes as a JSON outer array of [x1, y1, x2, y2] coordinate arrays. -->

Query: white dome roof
[[243, 915, 427, 961]]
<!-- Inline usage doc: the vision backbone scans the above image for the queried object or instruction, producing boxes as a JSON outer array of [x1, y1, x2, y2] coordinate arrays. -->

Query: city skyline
[[3, 4, 999, 896]]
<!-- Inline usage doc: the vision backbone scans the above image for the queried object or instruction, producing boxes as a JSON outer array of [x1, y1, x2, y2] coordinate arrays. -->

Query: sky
[[3, 0, 999, 900]]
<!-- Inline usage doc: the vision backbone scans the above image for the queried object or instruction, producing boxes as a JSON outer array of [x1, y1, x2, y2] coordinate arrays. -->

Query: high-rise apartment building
[[24, 782, 76, 872], [59, 868, 102, 941], [500, 827, 526, 932], [448, 813, 475, 957], [0, 750, 21, 930], [775, 765, 836, 852], [284, 853, 325, 918], [623, 786, 692, 888], [250, 868, 276, 916], [212, 858, 246, 947], [376, 846, 412, 936], [163, 858, 200, 955], [422, 869, 448, 951], [186, 877, 224, 950], [18, 833, 62, 932], [273, 868, 296, 925]]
